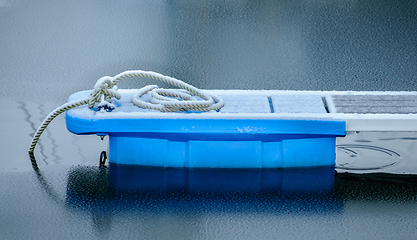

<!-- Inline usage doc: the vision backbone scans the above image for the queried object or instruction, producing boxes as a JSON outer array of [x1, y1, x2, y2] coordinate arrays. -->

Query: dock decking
[[212, 90, 417, 132], [67, 89, 417, 132], [66, 89, 417, 168]]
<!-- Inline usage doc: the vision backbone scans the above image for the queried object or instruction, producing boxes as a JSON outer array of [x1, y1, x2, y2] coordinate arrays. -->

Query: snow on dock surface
[[271, 94, 327, 113], [218, 94, 327, 113], [67, 89, 417, 131], [218, 94, 271, 113]]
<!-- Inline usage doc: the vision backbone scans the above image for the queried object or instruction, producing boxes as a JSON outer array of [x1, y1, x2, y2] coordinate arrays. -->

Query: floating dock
[[66, 89, 417, 169]]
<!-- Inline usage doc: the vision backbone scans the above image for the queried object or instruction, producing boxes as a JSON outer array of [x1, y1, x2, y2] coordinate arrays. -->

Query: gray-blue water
[[1, 0, 417, 239]]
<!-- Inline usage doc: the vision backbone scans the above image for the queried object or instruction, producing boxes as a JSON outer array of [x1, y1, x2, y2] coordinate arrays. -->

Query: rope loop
[[28, 70, 224, 154], [89, 70, 224, 112]]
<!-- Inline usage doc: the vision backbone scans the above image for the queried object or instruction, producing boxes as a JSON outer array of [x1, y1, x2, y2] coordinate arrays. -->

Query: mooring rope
[[28, 70, 224, 154]]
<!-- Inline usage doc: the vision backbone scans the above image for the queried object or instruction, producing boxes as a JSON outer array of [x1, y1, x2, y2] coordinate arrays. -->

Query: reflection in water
[[335, 172, 417, 201], [29, 153, 65, 206], [60, 164, 417, 237], [17, 101, 37, 136], [19, 100, 66, 163], [0, 98, 107, 169], [24, 148, 417, 239], [66, 165, 339, 213], [65, 164, 340, 237], [18, 101, 49, 164], [38, 103, 62, 164]]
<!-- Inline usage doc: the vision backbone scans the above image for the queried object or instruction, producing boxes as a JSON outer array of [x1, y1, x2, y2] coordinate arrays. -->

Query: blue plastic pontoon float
[[66, 89, 346, 168]]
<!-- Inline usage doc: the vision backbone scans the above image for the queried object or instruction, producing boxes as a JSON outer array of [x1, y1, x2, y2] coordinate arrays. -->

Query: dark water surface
[[1, 0, 417, 239]]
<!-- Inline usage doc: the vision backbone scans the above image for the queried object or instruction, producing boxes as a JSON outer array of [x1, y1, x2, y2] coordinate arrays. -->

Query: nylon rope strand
[[28, 70, 224, 154]]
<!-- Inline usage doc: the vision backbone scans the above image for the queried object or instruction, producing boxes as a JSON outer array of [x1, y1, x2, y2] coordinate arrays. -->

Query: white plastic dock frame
[[66, 89, 417, 169]]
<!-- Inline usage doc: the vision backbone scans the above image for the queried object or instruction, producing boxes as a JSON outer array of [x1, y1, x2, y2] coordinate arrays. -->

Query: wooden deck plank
[[332, 94, 417, 114]]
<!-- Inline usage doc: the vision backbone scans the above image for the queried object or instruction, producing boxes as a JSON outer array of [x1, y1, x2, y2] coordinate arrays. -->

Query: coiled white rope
[[28, 70, 224, 154]]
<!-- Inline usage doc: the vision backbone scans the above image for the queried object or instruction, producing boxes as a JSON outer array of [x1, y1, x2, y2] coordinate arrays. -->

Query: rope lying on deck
[[28, 70, 224, 154]]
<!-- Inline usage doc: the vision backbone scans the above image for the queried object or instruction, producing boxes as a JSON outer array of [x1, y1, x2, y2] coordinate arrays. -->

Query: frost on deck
[[218, 95, 271, 113], [271, 95, 327, 113], [332, 95, 417, 114], [67, 89, 417, 125], [218, 94, 327, 114]]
